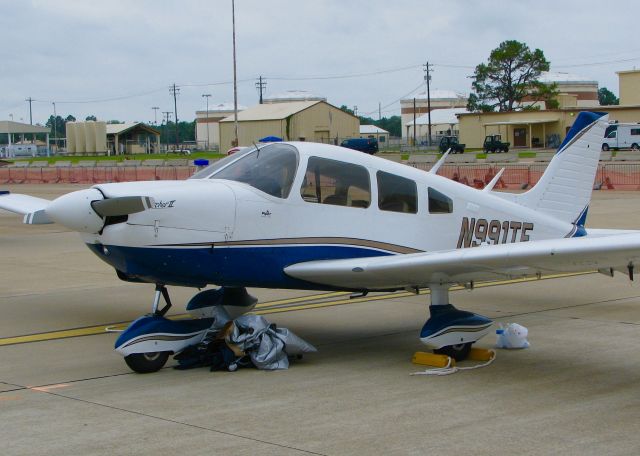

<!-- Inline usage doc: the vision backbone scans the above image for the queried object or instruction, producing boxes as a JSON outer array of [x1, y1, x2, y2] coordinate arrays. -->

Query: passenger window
[[300, 157, 370, 208], [428, 187, 453, 214], [377, 171, 417, 213]]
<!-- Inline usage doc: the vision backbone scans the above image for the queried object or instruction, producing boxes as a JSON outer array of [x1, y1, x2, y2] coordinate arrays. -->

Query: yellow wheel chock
[[412, 347, 495, 367]]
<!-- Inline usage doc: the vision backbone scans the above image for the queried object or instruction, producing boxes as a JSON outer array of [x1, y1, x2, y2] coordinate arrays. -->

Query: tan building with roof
[[196, 102, 246, 150], [400, 90, 468, 139], [456, 70, 640, 149], [218, 100, 359, 152]]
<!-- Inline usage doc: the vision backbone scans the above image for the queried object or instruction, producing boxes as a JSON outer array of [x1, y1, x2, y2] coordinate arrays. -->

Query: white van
[[602, 123, 640, 151]]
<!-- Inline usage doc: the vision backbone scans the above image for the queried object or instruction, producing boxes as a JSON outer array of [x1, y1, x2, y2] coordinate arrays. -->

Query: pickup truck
[[439, 136, 465, 154], [483, 135, 510, 153]]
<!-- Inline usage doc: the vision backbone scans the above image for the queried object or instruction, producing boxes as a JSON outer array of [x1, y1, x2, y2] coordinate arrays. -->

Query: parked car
[[340, 138, 378, 154], [439, 136, 465, 154], [483, 135, 510, 153]]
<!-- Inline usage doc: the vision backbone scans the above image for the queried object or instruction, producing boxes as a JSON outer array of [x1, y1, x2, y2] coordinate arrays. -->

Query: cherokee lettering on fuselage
[[457, 217, 534, 248]]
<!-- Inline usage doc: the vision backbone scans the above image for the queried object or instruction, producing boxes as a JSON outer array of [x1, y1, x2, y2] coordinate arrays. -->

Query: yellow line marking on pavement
[[0, 395, 22, 402], [0, 272, 594, 346], [29, 384, 70, 392]]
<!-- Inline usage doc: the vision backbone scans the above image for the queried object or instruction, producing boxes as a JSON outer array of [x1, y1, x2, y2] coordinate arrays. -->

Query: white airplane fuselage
[[83, 143, 577, 290]]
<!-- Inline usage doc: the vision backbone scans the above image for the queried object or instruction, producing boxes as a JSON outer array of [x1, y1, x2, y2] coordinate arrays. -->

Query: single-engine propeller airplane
[[2, 111, 639, 373]]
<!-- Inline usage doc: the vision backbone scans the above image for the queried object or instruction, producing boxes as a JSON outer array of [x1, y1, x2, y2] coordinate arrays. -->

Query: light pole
[[202, 94, 212, 150], [232, 0, 239, 147], [152, 106, 159, 126]]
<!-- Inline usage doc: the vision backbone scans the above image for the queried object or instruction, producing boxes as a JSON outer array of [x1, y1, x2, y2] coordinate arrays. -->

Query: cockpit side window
[[428, 187, 453, 213], [300, 157, 371, 208], [209, 143, 299, 198], [377, 171, 417, 213]]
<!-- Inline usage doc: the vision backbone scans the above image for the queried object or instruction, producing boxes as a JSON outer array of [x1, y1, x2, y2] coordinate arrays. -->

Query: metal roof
[[220, 100, 323, 122], [106, 123, 159, 135], [360, 125, 389, 134], [0, 121, 50, 134], [483, 118, 560, 126], [263, 90, 326, 103]]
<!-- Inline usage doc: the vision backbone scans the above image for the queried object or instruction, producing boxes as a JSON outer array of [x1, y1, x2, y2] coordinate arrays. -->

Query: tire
[[504, 147, 509, 153], [632, 144, 639, 151], [434, 342, 472, 361], [602, 144, 610, 151], [124, 352, 170, 373]]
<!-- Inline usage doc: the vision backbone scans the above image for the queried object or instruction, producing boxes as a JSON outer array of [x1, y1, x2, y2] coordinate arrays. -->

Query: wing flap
[[284, 234, 640, 290]]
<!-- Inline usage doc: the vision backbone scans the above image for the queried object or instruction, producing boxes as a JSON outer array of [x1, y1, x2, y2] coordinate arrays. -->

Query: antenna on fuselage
[[482, 168, 505, 193], [429, 148, 450, 174]]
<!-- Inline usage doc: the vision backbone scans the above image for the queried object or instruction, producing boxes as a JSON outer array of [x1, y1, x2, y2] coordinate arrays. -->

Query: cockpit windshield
[[204, 143, 299, 198]]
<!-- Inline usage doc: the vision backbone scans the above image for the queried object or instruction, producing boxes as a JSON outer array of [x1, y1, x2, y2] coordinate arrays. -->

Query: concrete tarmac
[[1, 185, 640, 455]]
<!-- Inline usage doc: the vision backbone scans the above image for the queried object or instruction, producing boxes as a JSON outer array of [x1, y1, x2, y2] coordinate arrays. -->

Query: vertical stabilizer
[[514, 111, 608, 226]]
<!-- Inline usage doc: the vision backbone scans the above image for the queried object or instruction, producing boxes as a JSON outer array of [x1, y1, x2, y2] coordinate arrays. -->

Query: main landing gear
[[115, 285, 257, 373], [419, 284, 493, 361]]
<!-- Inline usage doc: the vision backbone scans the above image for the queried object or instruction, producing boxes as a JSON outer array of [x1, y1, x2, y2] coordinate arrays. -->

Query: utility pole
[[378, 102, 382, 121], [169, 84, 180, 151], [52, 102, 57, 152], [202, 94, 212, 150], [423, 62, 434, 146], [152, 106, 159, 125], [413, 97, 416, 146], [232, 0, 239, 147], [255, 76, 267, 104], [162, 111, 172, 151], [25, 97, 33, 125]]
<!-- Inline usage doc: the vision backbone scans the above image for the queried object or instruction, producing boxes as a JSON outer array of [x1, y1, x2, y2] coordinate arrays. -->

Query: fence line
[[2, 163, 640, 190]]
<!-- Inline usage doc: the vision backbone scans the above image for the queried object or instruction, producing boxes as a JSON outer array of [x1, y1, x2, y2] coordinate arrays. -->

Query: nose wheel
[[124, 351, 170, 374]]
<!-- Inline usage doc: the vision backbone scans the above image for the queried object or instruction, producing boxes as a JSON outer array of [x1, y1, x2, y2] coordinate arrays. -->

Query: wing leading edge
[[284, 233, 640, 290]]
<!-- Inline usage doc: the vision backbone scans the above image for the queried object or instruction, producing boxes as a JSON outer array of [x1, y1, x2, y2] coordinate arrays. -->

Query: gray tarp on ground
[[227, 315, 317, 370]]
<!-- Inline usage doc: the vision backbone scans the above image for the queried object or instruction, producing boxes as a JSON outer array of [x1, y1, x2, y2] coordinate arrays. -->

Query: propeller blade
[[91, 196, 154, 217]]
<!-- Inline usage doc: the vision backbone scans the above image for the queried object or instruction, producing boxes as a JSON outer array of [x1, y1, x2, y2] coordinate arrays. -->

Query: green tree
[[468, 40, 555, 112], [598, 87, 619, 106], [85, 115, 97, 121]]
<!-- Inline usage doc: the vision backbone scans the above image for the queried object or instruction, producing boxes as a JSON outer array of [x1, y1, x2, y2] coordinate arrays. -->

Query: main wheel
[[124, 351, 170, 373], [434, 342, 472, 361], [632, 143, 639, 151], [602, 143, 610, 151]]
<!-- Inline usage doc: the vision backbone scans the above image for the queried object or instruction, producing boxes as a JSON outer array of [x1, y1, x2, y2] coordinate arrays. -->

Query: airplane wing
[[284, 233, 640, 290], [0, 192, 51, 215]]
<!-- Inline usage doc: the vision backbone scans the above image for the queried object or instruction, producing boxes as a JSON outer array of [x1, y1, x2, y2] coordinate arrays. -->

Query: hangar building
[[218, 100, 359, 152], [195, 102, 246, 151]]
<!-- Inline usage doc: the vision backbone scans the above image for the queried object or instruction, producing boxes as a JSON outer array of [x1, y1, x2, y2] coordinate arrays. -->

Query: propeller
[[91, 196, 155, 217]]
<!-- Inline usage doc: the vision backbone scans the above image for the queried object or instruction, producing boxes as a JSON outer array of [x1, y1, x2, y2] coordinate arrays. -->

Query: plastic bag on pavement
[[496, 323, 530, 349], [228, 315, 317, 370]]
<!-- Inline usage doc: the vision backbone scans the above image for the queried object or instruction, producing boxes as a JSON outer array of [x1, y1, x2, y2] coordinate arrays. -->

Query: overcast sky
[[3, 0, 640, 125]]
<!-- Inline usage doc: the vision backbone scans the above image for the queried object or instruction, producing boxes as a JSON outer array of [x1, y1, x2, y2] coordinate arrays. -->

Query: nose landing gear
[[115, 285, 257, 374]]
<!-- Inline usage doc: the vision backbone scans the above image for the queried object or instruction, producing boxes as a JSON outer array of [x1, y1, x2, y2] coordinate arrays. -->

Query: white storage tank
[[95, 121, 107, 154], [66, 122, 76, 154], [75, 122, 86, 154], [85, 121, 96, 153]]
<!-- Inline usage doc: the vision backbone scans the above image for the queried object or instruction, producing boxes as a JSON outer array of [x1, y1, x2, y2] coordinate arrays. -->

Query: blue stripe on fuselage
[[86, 243, 394, 289]]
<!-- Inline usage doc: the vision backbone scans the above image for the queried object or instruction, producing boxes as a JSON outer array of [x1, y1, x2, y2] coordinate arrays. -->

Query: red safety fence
[[0, 166, 198, 184], [3, 163, 640, 190]]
